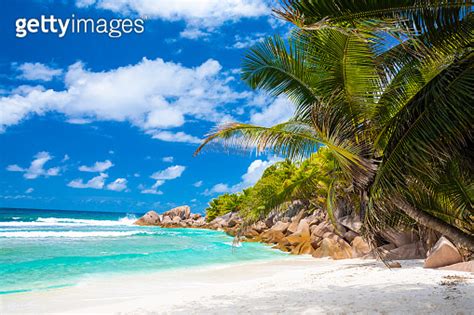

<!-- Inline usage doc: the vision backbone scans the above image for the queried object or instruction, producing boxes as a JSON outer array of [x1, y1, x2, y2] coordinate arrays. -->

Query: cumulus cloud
[[180, 28, 210, 39], [207, 183, 231, 194], [140, 180, 164, 195], [76, 0, 269, 38], [229, 33, 266, 49], [250, 96, 294, 127], [205, 156, 281, 194], [67, 173, 108, 189], [78, 160, 114, 172], [0, 58, 247, 141], [106, 178, 128, 192], [141, 165, 186, 194], [151, 165, 186, 180], [146, 130, 202, 144], [15, 62, 62, 81], [162, 156, 174, 163], [25, 188, 34, 194], [193, 180, 203, 187], [6, 151, 60, 179]]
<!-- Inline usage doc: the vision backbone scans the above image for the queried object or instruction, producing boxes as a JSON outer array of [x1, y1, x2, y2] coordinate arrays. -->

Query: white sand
[[1, 257, 473, 314]]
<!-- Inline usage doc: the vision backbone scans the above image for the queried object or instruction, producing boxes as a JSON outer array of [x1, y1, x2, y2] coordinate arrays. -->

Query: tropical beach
[[2, 257, 473, 314], [1, 0, 473, 314]]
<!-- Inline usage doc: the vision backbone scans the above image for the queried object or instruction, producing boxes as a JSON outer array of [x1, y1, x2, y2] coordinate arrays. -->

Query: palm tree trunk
[[393, 196, 474, 252], [359, 189, 368, 221]]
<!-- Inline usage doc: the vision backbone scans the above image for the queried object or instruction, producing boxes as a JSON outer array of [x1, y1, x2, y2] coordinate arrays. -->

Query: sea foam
[[0, 230, 156, 238], [0, 215, 137, 227]]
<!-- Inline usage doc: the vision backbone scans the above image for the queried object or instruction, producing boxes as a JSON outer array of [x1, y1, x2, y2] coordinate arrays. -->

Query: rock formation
[[133, 205, 471, 267], [424, 236, 463, 268]]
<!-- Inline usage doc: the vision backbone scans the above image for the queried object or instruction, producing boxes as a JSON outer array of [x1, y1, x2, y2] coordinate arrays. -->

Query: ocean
[[0, 208, 286, 295]]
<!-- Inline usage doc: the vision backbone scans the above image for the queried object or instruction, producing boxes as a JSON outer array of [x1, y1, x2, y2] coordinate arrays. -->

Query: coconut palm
[[195, 1, 474, 250]]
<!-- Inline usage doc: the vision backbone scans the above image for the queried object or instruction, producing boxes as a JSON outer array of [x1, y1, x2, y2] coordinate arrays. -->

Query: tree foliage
[[198, 1, 474, 250]]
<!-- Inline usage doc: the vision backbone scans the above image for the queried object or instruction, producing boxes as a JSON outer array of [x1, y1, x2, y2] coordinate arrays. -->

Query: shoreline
[[1, 256, 473, 314]]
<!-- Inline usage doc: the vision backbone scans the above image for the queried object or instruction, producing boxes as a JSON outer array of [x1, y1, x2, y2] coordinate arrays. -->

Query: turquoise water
[[0, 208, 286, 295]]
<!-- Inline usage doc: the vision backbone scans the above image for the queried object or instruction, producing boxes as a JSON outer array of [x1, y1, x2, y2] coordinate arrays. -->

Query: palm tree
[[195, 1, 474, 250]]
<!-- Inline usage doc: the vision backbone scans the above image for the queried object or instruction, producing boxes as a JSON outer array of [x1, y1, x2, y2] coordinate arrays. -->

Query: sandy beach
[[1, 257, 473, 314]]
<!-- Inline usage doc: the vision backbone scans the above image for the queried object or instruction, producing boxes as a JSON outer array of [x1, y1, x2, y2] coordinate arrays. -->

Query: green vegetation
[[205, 193, 244, 222], [199, 1, 473, 250], [205, 148, 336, 221]]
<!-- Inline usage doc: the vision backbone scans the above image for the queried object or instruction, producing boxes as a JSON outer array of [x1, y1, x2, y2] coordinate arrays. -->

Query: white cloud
[[180, 28, 210, 39], [6, 151, 60, 179], [0, 58, 247, 141], [151, 165, 186, 180], [193, 180, 203, 187], [76, 0, 269, 36], [140, 180, 164, 195], [25, 188, 34, 194], [68, 173, 108, 189], [6, 165, 24, 172], [15, 62, 62, 81], [61, 154, 70, 162], [141, 165, 185, 194], [205, 156, 281, 195], [106, 178, 128, 192], [250, 96, 294, 127], [229, 33, 266, 49], [66, 118, 92, 124], [162, 156, 174, 163], [146, 130, 202, 144], [79, 160, 114, 172], [240, 158, 279, 186], [207, 183, 231, 194]]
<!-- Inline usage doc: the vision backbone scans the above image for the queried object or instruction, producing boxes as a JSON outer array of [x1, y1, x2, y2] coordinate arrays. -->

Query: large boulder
[[305, 212, 324, 227], [251, 221, 268, 233], [312, 237, 352, 260], [270, 221, 290, 233], [227, 217, 239, 228], [291, 241, 314, 255], [243, 228, 260, 239], [351, 236, 371, 257], [260, 230, 285, 244], [286, 219, 311, 245], [287, 210, 306, 234], [161, 215, 172, 225], [380, 228, 419, 247], [343, 230, 359, 243], [191, 213, 202, 220], [338, 215, 362, 233], [439, 261, 473, 273], [193, 217, 206, 227], [311, 221, 333, 238], [424, 236, 462, 269], [163, 205, 191, 220], [134, 211, 161, 226], [383, 241, 426, 260], [172, 216, 181, 224], [310, 233, 323, 250], [211, 212, 240, 229]]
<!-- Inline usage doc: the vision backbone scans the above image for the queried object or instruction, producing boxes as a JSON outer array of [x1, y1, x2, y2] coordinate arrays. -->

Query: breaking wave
[[0, 215, 137, 227], [0, 230, 156, 238]]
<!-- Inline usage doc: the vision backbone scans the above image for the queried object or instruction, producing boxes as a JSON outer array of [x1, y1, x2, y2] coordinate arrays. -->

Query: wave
[[0, 230, 157, 238], [0, 215, 137, 227]]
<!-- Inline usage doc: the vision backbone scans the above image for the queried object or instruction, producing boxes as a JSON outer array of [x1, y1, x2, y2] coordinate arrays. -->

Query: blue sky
[[0, 0, 294, 214]]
